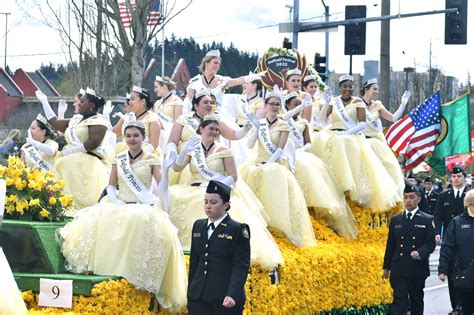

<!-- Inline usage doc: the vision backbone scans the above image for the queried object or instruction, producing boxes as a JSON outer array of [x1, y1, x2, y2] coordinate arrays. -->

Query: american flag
[[385, 91, 441, 171], [118, 0, 161, 28]]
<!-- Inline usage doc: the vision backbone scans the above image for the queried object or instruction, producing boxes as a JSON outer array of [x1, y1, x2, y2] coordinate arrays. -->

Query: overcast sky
[[1, 0, 472, 83]]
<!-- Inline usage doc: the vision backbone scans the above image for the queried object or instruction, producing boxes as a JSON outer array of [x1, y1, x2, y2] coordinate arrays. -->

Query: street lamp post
[[0, 12, 10, 69], [403, 67, 414, 91]]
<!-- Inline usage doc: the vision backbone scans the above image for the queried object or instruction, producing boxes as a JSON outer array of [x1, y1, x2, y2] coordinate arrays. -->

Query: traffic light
[[445, 0, 467, 44], [283, 37, 292, 49], [344, 5, 366, 55], [314, 53, 327, 81]]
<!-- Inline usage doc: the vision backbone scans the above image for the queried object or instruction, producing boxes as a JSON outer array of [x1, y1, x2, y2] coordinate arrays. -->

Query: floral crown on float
[[85, 87, 103, 100], [35, 113, 48, 125], [338, 74, 354, 83], [285, 68, 302, 79], [123, 113, 146, 130], [132, 85, 149, 98], [363, 78, 378, 88], [206, 49, 220, 58], [303, 74, 316, 83], [195, 88, 211, 99]]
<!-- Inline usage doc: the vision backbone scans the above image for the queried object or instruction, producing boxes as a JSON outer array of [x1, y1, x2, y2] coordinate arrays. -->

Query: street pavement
[[424, 245, 451, 314]]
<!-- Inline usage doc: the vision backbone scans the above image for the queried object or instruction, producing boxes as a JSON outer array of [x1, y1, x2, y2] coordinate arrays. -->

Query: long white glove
[[282, 95, 312, 120], [234, 121, 252, 139], [57, 100, 68, 119], [102, 100, 114, 123], [296, 143, 312, 152], [106, 185, 125, 205], [393, 91, 411, 121], [183, 97, 193, 113], [166, 142, 177, 156], [220, 176, 235, 186], [61, 143, 87, 156], [27, 129, 55, 156], [175, 137, 200, 166], [318, 88, 332, 122], [113, 112, 124, 119], [244, 71, 266, 83], [157, 151, 176, 213], [246, 115, 260, 149], [266, 148, 283, 164], [337, 122, 367, 136], [35, 90, 56, 120]]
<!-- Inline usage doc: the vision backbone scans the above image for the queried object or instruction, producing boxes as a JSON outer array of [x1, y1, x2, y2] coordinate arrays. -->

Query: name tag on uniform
[[414, 224, 426, 228], [193, 233, 201, 237], [461, 224, 470, 229], [395, 224, 403, 229], [444, 202, 450, 206], [218, 233, 233, 240]]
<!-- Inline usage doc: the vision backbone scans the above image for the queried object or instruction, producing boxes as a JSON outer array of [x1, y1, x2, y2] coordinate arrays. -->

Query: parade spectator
[[438, 189, 474, 315], [188, 180, 251, 314], [383, 184, 436, 315], [0, 129, 21, 158], [434, 165, 470, 311]]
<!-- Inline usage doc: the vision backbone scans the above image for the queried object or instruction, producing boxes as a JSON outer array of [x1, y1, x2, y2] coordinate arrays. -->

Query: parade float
[[1, 48, 400, 314]]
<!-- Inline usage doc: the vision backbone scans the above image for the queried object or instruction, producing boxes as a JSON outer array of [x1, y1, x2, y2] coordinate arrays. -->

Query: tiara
[[284, 91, 299, 103], [265, 91, 283, 101], [132, 85, 149, 97], [206, 50, 220, 58], [36, 113, 48, 125], [85, 87, 102, 99], [79, 88, 86, 96], [286, 68, 302, 78], [155, 76, 174, 85], [363, 78, 378, 87], [123, 113, 145, 130], [195, 88, 211, 99], [338, 74, 354, 83], [125, 93, 130, 99], [202, 114, 220, 122], [303, 74, 316, 82]]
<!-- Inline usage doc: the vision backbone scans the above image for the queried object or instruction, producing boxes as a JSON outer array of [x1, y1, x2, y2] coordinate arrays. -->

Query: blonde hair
[[199, 56, 221, 73], [2, 129, 21, 145], [464, 190, 474, 208]]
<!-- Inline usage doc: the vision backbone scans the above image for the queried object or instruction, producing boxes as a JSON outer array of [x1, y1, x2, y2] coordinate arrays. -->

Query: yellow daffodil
[[48, 196, 57, 205], [29, 198, 40, 207], [39, 208, 49, 218]]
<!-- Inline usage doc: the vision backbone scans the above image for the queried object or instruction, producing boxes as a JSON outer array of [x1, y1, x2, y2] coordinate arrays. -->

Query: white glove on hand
[[249, 114, 260, 130], [106, 185, 125, 206], [103, 100, 114, 118], [266, 148, 283, 164], [296, 143, 312, 152], [61, 144, 86, 156], [26, 129, 34, 144], [35, 90, 56, 120], [282, 94, 312, 120], [58, 100, 68, 119], [183, 97, 193, 114], [323, 87, 332, 104], [163, 150, 177, 170], [220, 176, 235, 186], [337, 122, 367, 136], [175, 137, 200, 166], [112, 112, 124, 119], [393, 91, 411, 121], [401, 90, 411, 106], [244, 71, 267, 83], [26, 129, 55, 156]]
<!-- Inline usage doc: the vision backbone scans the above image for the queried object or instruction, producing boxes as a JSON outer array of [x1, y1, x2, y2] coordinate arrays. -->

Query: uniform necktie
[[456, 191, 461, 199], [406, 212, 412, 220], [208, 222, 215, 230]]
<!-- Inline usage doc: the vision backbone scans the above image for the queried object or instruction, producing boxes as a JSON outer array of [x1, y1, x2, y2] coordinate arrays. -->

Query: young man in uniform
[[423, 176, 439, 215], [187, 180, 251, 314], [383, 184, 436, 315]]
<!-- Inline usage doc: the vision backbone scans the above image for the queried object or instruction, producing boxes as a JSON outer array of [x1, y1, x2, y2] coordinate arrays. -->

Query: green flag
[[429, 93, 471, 172]]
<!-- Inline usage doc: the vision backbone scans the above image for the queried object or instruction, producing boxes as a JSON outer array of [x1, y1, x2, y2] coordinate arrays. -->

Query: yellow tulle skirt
[[58, 202, 187, 312], [168, 181, 283, 270], [54, 152, 110, 211], [239, 160, 316, 248]]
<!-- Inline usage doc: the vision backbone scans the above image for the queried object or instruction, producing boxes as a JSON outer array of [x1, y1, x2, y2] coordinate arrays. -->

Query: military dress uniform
[[383, 207, 436, 315], [424, 189, 439, 215]]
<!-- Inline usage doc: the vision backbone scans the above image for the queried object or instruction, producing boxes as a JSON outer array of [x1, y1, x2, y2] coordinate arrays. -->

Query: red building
[[0, 68, 23, 123], [12, 69, 60, 97]]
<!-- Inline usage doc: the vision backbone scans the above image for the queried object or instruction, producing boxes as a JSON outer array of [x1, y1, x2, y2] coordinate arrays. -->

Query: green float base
[[14, 272, 119, 296]]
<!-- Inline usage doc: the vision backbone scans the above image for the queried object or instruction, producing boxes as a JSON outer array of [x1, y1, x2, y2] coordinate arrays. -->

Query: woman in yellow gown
[[168, 116, 283, 270], [361, 79, 410, 201], [301, 74, 328, 132], [59, 120, 187, 312], [239, 92, 316, 248], [311, 75, 401, 212], [113, 86, 161, 155], [36, 88, 112, 210], [282, 92, 358, 239], [284, 68, 313, 122], [20, 114, 58, 175]]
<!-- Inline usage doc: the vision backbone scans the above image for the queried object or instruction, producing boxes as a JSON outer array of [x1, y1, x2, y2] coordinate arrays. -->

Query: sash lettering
[[182, 113, 200, 136], [190, 145, 226, 182], [286, 118, 304, 148], [21, 144, 58, 174], [332, 96, 356, 129], [365, 109, 383, 133], [117, 153, 156, 204]]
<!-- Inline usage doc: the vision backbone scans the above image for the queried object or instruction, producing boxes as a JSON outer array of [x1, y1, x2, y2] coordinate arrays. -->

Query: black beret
[[424, 176, 432, 183], [451, 165, 466, 176], [404, 183, 421, 196], [206, 180, 231, 203], [406, 173, 415, 179]]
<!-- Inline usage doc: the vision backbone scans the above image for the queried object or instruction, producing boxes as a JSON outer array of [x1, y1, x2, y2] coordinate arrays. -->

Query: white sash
[[365, 109, 383, 133], [156, 107, 173, 125], [67, 116, 109, 159], [240, 98, 252, 121], [117, 153, 156, 204], [21, 144, 58, 174], [332, 96, 357, 129], [258, 119, 295, 173], [286, 118, 304, 148], [190, 145, 226, 182], [182, 113, 199, 136]]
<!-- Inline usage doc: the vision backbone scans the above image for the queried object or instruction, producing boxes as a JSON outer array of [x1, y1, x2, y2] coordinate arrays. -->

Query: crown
[[155, 76, 174, 84], [363, 78, 378, 88], [195, 88, 211, 99], [202, 114, 220, 122], [303, 74, 316, 83], [284, 91, 299, 103], [338, 74, 354, 83], [125, 93, 131, 99], [132, 85, 149, 97], [35, 113, 48, 125], [85, 87, 102, 99], [286, 68, 302, 78], [206, 50, 220, 58], [123, 113, 146, 130], [79, 88, 86, 96], [264, 91, 283, 102]]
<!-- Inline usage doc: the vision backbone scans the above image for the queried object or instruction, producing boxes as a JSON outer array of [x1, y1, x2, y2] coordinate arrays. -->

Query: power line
[[0, 52, 63, 57]]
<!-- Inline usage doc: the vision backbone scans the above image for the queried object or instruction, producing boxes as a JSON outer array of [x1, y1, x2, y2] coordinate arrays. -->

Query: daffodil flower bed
[[20, 201, 397, 314]]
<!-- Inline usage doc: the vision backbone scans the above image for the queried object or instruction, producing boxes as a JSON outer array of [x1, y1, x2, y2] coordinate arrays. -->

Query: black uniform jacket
[[424, 190, 439, 215], [383, 210, 436, 278], [433, 187, 470, 236], [187, 215, 250, 304], [439, 211, 474, 274]]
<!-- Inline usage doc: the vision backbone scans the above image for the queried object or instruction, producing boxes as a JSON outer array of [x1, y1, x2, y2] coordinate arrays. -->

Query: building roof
[[0, 68, 22, 97], [26, 71, 60, 97]]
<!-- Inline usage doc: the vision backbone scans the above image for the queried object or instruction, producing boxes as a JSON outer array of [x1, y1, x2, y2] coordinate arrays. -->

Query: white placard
[[38, 278, 73, 308]]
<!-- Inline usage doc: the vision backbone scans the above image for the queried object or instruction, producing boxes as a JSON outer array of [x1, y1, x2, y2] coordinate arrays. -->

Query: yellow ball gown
[[155, 95, 183, 153], [21, 139, 58, 168], [290, 118, 358, 239], [59, 152, 187, 312], [0, 248, 28, 315], [364, 101, 405, 200], [311, 97, 401, 212], [168, 143, 284, 270], [236, 96, 264, 126], [54, 114, 111, 210], [239, 118, 316, 248]]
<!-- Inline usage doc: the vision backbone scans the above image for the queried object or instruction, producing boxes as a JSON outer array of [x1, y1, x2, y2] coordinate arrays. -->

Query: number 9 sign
[[39, 278, 73, 308]]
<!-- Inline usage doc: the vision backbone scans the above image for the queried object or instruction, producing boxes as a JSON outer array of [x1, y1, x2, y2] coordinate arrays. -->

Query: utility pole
[[291, 0, 299, 49], [0, 12, 10, 69], [428, 40, 433, 93], [379, 0, 390, 111], [322, 0, 329, 83], [161, 26, 165, 76]]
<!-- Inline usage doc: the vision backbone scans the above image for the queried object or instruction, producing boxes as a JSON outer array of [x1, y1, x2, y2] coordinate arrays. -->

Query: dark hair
[[302, 78, 316, 89], [338, 80, 352, 87], [360, 82, 376, 96], [192, 94, 209, 112], [250, 79, 262, 91], [134, 89, 153, 110], [85, 93, 106, 111], [35, 119, 56, 139], [284, 96, 299, 110], [124, 125, 146, 137], [196, 118, 219, 135]]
